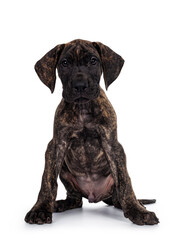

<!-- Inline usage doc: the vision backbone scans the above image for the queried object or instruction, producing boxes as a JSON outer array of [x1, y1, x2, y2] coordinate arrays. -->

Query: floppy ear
[[35, 44, 65, 93], [92, 42, 124, 90]]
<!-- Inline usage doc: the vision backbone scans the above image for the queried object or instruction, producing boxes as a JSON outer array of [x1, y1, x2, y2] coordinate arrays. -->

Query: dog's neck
[[64, 88, 104, 113], [71, 100, 94, 124], [60, 88, 115, 126]]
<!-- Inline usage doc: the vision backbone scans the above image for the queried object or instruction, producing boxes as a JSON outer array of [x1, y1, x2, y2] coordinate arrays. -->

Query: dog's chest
[[63, 123, 113, 200], [78, 108, 93, 123], [65, 105, 110, 171], [64, 126, 114, 202], [66, 126, 108, 173], [61, 105, 114, 203]]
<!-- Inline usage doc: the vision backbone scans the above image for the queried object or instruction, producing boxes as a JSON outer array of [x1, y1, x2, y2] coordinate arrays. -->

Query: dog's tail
[[138, 199, 156, 205], [103, 198, 156, 208]]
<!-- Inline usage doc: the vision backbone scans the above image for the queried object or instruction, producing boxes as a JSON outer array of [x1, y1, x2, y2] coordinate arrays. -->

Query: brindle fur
[[25, 39, 159, 225]]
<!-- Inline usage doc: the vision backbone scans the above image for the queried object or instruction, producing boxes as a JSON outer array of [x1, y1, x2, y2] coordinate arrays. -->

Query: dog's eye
[[61, 59, 68, 67], [90, 57, 97, 65]]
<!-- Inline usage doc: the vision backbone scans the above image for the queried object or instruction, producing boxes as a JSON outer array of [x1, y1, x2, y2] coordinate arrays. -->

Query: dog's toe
[[124, 205, 159, 225], [25, 209, 52, 224]]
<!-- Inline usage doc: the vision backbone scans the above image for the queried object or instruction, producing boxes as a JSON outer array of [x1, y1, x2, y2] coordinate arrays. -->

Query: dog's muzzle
[[63, 82, 100, 104], [62, 73, 99, 103], [73, 77, 88, 91]]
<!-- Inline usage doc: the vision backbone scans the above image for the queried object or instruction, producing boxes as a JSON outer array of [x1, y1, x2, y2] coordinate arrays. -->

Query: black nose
[[73, 79, 88, 92]]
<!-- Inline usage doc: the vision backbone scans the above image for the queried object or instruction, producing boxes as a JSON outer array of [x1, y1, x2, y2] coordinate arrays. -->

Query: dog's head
[[35, 39, 124, 104]]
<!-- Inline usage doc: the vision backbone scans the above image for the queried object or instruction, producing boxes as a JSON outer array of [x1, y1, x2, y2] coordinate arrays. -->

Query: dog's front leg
[[99, 129, 159, 225], [25, 137, 68, 224]]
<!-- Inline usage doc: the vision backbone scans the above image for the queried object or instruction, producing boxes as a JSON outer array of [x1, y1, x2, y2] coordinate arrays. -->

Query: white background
[[0, 0, 180, 239]]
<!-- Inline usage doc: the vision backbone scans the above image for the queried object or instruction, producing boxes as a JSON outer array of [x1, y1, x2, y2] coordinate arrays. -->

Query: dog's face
[[57, 41, 102, 104], [35, 39, 124, 104]]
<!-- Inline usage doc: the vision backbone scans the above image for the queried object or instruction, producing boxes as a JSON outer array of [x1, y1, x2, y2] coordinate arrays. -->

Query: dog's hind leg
[[103, 197, 114, 206], [54, 197, 82, 213], [54, 164, 83, 213], [103, 190, 122, 209], [103, 196, 156, 209], [103, 198, 122, 209]]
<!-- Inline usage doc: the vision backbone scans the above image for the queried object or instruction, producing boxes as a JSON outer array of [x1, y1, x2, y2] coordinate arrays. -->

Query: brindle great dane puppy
[[25, 39, 159, 225]]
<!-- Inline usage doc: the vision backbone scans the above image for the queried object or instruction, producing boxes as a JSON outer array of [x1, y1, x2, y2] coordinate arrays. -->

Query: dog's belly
[[63, 128, 114, 202], [75, 174, 114, 203]]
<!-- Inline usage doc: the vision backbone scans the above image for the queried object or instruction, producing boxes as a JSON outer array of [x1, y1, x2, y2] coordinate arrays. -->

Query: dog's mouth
[[74, 97, 92, 104], [63, 87, 100, 104]]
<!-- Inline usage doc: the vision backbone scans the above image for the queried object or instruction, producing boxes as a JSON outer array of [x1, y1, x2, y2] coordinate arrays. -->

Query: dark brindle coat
[[25, 39, 159, 225]]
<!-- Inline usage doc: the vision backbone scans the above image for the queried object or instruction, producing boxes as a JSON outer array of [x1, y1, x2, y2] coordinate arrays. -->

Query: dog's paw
[[124, 206, 159, 225], [25, 209, 52, 224], [54, 198, 82, 212]]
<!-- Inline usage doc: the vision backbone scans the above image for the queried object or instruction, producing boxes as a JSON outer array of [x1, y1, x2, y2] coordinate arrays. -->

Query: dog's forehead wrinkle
[[75, 45, 81, 56], [61, 45, 76, 59], [62, 41, 99, 62]]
